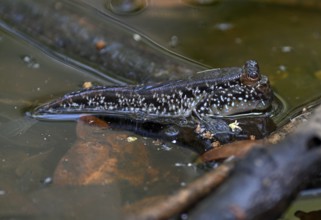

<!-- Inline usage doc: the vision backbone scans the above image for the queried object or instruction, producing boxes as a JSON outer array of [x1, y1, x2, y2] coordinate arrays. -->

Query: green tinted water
[[99, 0, 321, 120]]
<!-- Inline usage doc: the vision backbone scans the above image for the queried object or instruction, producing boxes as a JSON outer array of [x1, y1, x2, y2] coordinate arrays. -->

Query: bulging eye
[[247, 67, 259, 80], [244, 60, 260, 81], [241, 60, 261, 85]]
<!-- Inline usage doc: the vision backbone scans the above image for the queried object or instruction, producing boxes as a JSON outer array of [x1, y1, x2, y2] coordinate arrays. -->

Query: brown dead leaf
[[54, 116, 158, 186], [201, 140, 264, 162]]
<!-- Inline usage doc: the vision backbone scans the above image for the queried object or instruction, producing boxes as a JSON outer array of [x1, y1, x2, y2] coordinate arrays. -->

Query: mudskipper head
[[206, 60, 273, 117], [242, 60, 273, 110], [233, 60, 273, 115]]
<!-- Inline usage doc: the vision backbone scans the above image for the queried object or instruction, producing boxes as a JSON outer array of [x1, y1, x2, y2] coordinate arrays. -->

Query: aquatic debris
[[95, 40, 107, 51], [82, 81, 93, 89], [126, 103, 321, 220], [228, 120, 242, 132], [0, 0, 204, 83], [20, 55, 40, 69], [127, 136, 138, 142]]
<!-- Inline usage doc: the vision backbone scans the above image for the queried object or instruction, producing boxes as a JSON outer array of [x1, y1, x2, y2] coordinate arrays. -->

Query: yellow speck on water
[[82, 81, 93, 89], [314, 70, 321, 80], [229, 120, 242, 132], [127, 136, 138, 142], [95, 40, 107, 50], [152, 139, 162, 146]]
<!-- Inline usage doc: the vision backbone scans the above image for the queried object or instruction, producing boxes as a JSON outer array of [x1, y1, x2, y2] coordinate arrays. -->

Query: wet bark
[[189, 105, 321, 220], [125, 104, 321, 220], [0, 0, 205, 84]]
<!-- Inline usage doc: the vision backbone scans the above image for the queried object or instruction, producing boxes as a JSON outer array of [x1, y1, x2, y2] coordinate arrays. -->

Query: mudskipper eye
[[244, 60, 260, 81], [248, 71, 259, 80], [241, 60, 262, 86]]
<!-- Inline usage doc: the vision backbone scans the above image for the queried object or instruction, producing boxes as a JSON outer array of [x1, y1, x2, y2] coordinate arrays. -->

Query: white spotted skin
[[32, 60, 273, 122]]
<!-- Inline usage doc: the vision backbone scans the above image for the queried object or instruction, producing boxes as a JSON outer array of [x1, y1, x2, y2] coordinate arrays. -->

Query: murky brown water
[[1, 0, 321, 219]]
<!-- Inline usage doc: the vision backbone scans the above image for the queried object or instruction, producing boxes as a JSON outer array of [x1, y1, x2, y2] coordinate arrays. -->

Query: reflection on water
[[1, 0, 321, 218]]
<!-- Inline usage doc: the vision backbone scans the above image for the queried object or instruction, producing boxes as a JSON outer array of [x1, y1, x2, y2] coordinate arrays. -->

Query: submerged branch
[[126, 104, 321, 220], [125, 162, 234, 220], [189, 105, 321, 220]]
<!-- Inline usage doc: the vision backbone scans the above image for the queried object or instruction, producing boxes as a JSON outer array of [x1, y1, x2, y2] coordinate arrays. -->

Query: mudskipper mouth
[[257, 75, 273, 96]]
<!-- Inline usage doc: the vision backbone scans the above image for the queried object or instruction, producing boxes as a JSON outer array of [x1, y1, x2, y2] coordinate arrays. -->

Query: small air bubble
[[281, 46, 292, 53], [133, 33, 142, 41], [169, 35, 178, 48], [41, 177, 53, 186], [214, 22, 233, 31], [22, 56, 31, 63], [20, 55, 40, 69], [279, 65, 287, 71]]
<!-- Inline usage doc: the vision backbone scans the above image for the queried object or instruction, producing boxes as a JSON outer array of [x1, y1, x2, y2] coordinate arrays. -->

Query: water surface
[[1, 1, 321, 218]]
